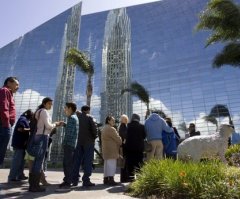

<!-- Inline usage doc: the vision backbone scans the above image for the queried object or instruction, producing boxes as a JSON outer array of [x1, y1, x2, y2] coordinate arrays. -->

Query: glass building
[[1, 0, 240, 161], [100, 8, 132, 123]]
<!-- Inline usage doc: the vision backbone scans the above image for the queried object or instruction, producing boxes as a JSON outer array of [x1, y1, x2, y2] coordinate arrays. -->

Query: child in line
[[56, 102, 79, 191]]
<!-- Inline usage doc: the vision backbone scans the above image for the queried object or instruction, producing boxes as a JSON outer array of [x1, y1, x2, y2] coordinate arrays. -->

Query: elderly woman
[[118, 114, 128, 182], [101, 116, 122, 186]]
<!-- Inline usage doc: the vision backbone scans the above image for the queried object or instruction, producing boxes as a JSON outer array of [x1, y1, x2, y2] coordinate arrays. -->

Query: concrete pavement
[[0, 169, 135, 199]]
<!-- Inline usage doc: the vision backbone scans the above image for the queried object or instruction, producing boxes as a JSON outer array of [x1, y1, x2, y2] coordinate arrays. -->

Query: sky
[[0, 0, 159, 48]]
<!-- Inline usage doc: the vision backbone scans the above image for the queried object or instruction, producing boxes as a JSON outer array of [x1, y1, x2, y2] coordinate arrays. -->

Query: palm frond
[[209, 104, 230, 117], [65, 48, 94, 75], [121, 81, 150, 107], [203, 115, 218, 126], [196, 0, 240, 44], [213, 42, 240, 67]]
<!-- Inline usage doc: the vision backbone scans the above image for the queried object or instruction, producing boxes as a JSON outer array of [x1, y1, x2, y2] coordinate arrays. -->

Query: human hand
[[57, 121, 66, 127]]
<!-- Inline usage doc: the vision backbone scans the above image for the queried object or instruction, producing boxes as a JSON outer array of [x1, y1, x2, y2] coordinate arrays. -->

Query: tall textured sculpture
[[51, 3, 82, 162], [101, 8, 132, 123]]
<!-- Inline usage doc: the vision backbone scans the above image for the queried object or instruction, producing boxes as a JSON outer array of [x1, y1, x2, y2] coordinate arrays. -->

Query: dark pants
[[165, 153, 177, 160], [0, 125, 11, 166], [72, 144, 94, 184], [8, 148, 25, 180], [63, 145, 75, 184], [126, 151, 144, 180], [31, 135, 48, 173]]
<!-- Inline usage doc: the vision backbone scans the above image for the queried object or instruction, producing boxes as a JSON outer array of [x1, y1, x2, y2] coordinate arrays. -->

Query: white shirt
[[35, 108, 56, 135]]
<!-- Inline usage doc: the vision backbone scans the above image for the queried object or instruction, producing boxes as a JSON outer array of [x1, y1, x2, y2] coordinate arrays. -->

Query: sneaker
[[82, 181, 95, 187], [55, 182, 71, 192]]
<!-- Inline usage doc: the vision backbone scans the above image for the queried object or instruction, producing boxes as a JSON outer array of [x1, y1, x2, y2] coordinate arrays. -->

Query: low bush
[[225, 144, 240, 166], [127, 159, 240, 199]]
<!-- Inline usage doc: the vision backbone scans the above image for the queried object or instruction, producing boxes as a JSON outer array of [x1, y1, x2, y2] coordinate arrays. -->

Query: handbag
[[27, 134, 45, 157], [144, 140, 152, 152], [26, 110, 45, 157]]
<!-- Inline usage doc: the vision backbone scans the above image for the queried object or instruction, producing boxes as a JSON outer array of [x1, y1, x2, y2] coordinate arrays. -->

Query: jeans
[[0, 125, 11, 166], [8, 149, 25, 180], [72, 143, 94, 184], [63, 145, 75, 184], [31, 135, 48, 173]]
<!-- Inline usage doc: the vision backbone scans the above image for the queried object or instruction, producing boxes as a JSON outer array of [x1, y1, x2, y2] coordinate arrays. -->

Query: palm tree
[[150, 109, 167, 118], [178, 122, 188, 134], [121, 81, 150, 119], [209, 104, 233, 125], [196, 0, 240, 68], [203, 115, 218, 130], [65, 48, 94, 106]]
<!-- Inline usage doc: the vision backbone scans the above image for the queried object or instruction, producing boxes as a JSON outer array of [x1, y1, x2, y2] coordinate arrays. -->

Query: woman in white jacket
[[29, 97, 63, 192]]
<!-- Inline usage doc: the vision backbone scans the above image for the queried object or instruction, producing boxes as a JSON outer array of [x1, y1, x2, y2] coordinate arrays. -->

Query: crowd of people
[[0, 76, 206, 193]]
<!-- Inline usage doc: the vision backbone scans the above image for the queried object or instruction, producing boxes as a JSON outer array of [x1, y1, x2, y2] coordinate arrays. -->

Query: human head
[[81, 105, 90, 114], [120, 114, 128, 124], [64, 102, 77, 116], [38, 97, 53, 110], [165, 117, 172, 127], [22, 109, 34, 120], [188, 123, 196, 132], [105, 116, 115, 126], [131, 113, 140, 122], [3, 77, 19, 93]]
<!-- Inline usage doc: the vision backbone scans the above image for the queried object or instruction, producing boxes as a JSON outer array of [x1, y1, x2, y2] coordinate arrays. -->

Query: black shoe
[[71, 182, 78, 187], [8, 179, 21, 183], [82, 181, 95, 187], [18, 176, 28, 181], [55, 182, 71, 192]]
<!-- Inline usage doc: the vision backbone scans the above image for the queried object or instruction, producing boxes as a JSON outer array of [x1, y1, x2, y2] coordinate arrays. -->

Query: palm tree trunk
[[86, 74, 93, 107], [145, 103, 150, 120]]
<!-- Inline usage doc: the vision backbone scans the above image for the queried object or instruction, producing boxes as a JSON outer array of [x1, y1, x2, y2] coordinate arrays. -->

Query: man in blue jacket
[[145, 112, 173, 160]]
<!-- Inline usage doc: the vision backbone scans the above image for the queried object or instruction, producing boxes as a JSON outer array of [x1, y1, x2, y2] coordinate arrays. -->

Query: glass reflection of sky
[[1, 0, 240, 137]]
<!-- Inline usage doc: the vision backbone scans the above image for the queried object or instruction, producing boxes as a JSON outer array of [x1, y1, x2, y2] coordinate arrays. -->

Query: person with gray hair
[[125, 113, 146, 182]]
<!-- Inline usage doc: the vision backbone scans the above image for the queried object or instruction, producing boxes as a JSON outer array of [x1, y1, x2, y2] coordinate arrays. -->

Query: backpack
[[162, 130, 177, 155]]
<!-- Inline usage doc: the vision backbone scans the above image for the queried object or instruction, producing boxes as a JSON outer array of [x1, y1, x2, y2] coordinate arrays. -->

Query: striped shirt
[[63, 113, 79, 148]]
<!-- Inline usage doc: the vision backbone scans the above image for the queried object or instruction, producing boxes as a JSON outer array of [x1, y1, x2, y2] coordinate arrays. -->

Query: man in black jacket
[[125, 114, 146, 182], [72, 105, 97, 187]]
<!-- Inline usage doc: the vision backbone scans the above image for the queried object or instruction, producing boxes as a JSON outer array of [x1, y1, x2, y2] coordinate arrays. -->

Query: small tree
[[121, 81, 150, 119], [65, 48, 94, 106]]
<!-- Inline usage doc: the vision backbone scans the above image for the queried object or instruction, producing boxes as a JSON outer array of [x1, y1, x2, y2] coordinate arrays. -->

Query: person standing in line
[[56, 102, 79, 191], [72, 105, 97, 187], [28, 97, 63, 192], [144, 112, 173, 160], [162, 117, 178, 160], [8, 109, 33, 182], [101, 116, 122, 186], [185, 123, 200, 138], [125, 114, 146, 182], [0, 77, 19, 166], [118, 114, 128, 183]]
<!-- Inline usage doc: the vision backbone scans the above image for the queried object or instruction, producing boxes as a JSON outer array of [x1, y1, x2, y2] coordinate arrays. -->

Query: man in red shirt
[[0, 77, 19, 166]]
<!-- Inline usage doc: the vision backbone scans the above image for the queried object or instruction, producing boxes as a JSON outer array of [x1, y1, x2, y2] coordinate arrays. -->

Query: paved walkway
[[0, 169, 134, 199]]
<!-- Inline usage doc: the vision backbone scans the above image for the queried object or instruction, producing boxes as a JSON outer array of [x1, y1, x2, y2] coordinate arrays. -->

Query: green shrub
[[127, 159, 240, 199], [225, 144, 240, 166]]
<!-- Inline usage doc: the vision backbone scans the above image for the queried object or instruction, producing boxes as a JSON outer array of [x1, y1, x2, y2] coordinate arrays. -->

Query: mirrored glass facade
[[1, 0, 240, 161]]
